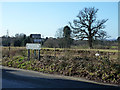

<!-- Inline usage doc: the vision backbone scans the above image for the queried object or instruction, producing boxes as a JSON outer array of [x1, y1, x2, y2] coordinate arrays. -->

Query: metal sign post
[[27, 34, 42, 60], [34, 50, 36, 58], [28, 49, 30, 60], [38, 50, 40, 60], [26, 43, 41, 60]]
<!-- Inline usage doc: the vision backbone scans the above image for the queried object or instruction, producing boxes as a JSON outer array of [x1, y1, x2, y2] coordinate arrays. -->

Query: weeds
[[2, 47, 120, 85]]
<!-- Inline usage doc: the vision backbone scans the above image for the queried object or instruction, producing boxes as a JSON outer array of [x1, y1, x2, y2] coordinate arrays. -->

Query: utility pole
[[7, 29, 10, 58], [7, 29, 9, 38]]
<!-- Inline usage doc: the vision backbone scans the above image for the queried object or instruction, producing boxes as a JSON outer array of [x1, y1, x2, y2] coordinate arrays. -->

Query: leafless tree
[[69, 7, 108, 48], [96, 30, 110, 40], [55, 27, 64, 39]]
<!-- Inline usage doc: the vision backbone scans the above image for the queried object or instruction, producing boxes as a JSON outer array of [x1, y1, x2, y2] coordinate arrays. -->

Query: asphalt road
[[1, 66, 120, 88]]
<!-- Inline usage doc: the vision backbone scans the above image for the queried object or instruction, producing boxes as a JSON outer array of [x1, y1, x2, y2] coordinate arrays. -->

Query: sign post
[[27, 34, 42, 60], [34, 50, 36, 58], [38, 50, 40, 60], [26, 43, 41, 60], [28, 49, 30, 60]]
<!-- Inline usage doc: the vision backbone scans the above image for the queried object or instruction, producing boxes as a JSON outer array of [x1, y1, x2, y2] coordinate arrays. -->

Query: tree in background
[[43, 37, 58, 48], [14, 33, 27, 46], [55, 27, 64, 39], [69, 7, 108, 48], [54, 26, 73, 48], [3, 33, 32, 47], [63, 26, 73, 48], [14, 40, 21, 47], [92, 30, 111, 46], [2, 35, 11, 46], [96, 30, 110, 40]]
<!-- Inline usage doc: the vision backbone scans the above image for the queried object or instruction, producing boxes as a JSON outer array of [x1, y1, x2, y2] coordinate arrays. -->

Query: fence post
[[28, 49, 30, 60], [8, 46, 10, 58], [34, 50, 36, 58], [54, 47, 56, 57], [38, 50, 40, 60]]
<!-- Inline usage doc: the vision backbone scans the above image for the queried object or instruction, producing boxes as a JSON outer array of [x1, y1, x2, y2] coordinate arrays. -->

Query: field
[[2, 47, 120, 85]]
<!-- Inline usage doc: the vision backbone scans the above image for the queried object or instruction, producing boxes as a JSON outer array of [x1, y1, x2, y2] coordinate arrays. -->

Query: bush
[[2, 47, 120, 85]]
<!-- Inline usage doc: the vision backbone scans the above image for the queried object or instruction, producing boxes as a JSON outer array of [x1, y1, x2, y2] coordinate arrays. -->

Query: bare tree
[[55, 27, 64, 39], [69, 7, 108, 48], [43, 37, 58, 48], [96, 30, 110, 40]]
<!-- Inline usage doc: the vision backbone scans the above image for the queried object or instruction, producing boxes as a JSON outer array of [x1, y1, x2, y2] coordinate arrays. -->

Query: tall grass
[[2, 47, 120, 85]]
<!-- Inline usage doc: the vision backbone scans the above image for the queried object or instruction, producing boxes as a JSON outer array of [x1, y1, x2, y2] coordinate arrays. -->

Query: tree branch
[[91, 19, 108, 36]]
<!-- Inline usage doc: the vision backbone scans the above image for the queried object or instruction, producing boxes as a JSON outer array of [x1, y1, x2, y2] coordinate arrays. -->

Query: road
[[1, 66, 119, 88]]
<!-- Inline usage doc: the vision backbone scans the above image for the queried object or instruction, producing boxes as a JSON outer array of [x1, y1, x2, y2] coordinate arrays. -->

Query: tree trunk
[[88, 37, 93, 49]]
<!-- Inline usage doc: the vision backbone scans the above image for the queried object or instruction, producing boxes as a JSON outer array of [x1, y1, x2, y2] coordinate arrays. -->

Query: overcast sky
[[1, 2, 118, 39]]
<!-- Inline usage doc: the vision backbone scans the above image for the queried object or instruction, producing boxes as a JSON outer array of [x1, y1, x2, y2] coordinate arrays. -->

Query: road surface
[[1, 66, 119, 88]]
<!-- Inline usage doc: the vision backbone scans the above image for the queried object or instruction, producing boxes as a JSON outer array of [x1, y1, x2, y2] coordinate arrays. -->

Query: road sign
[[30, 34, 41, 38], [26, 43, 41, 50], [33, 39, 41, 43]]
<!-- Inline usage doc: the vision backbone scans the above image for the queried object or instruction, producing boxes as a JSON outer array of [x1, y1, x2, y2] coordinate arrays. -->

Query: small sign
[[30, 34, 41, 38], [26, 43, 41, 50]]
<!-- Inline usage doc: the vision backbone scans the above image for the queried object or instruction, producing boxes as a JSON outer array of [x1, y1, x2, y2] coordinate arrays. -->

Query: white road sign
[[26, 43, 41, 50]]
